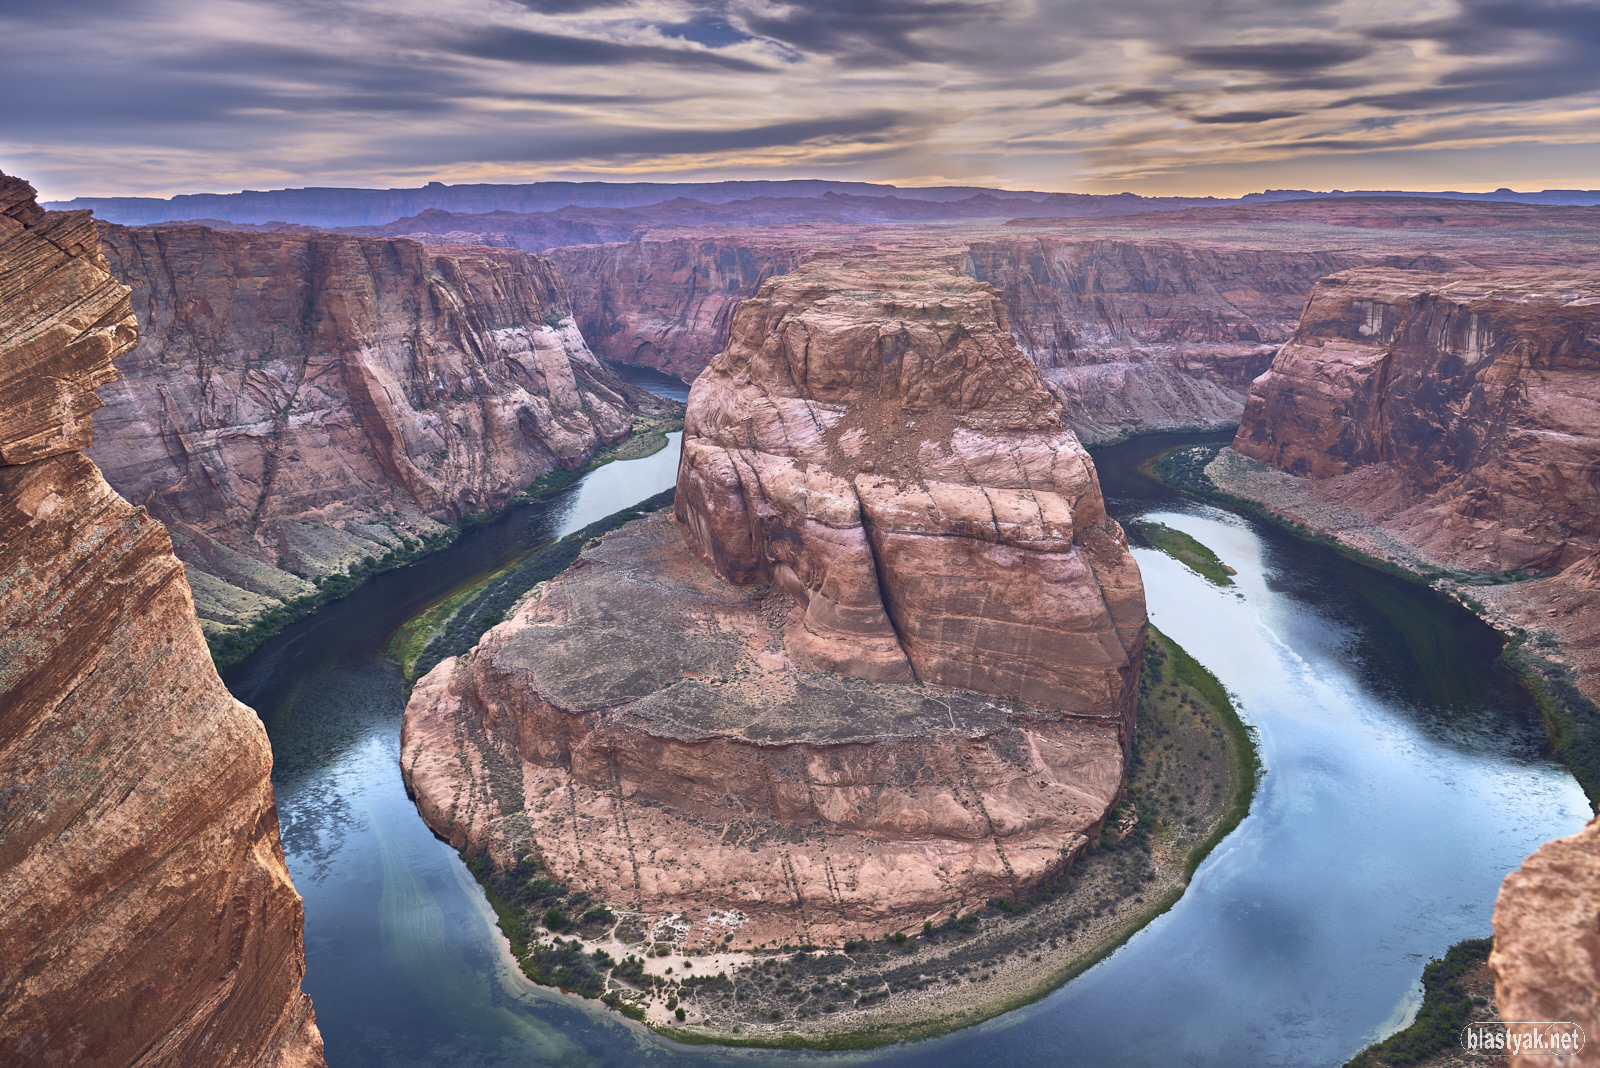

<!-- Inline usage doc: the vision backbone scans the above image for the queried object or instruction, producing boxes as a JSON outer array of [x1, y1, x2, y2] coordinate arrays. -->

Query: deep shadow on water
[[225, 421, 1587, 1068]]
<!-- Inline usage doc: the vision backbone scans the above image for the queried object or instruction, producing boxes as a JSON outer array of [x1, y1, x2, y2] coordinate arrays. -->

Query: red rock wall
[[961, 237, 1375, 441], [1234, 268, 1600, 571], [675, 258, 1145, 722], [547, 237, 809, 380], [1491, 816, 1600, 1066], [88, 223, 646, 633], [549, 232, 1378, 443], [0, 172, 323, 1066]]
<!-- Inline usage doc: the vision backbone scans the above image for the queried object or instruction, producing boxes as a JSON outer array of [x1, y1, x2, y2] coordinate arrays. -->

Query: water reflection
[[224, 425, 1588, 1068]]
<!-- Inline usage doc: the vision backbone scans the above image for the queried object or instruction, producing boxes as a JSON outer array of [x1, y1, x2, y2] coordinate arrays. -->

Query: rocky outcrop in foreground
[[1491, 816, 1600, 1067], [90, 223, 662, 638], [404, 259, 1144, 946], [0, 173, 322, 1066]]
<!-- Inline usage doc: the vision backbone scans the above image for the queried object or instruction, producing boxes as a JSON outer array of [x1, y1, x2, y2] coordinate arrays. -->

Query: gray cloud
[[1175, 40, 1372, 74], [4, 0, 1599, 199], [739, 0, 1011, 67], [455, 25, 770, 71]]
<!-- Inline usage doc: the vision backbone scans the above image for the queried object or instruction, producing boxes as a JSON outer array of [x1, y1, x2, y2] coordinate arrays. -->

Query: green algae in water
[[1135, 520, 1237, 586]]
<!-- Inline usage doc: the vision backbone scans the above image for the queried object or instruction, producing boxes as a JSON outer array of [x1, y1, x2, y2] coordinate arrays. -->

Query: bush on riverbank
[[1344, 937, 1494, 1068]]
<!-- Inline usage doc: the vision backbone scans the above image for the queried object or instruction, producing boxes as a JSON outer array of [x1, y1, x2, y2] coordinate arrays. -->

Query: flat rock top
[[495, 511, 1028, 744]]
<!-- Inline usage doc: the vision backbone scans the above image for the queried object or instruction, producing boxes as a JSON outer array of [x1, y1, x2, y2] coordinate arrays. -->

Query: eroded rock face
[[548, 232, 1381, 444], [0, 172, 322, 1067], [403, 258, 1143, 945], [89, 223, 657, 635], [676, 259, 1145, 716], [403, 514, 1127, 945], [1491, 816, 1600, 1067], [1234, 268, 1600, 572], [962, 237, 1376, 442], [548, 238, 808, 380]]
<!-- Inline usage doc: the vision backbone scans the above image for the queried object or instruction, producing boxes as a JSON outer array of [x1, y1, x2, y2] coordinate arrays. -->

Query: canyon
[[539, 198, 1600, 445], [1222, 267, 1600, 694], [402, 258, 1145, 953], [1194, 263, 1600, 1053], [0, 172, 323, 1065], [86, 222, 669, 646]]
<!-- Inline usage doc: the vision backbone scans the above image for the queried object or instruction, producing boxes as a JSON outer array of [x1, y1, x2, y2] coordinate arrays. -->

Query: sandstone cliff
[[89, 223, 663, 640], [962, 237, 1371, 442], [547, 237, 808, 380], [1491, 816, 1600, 1067], [676, 259, 1145, 714], [403, 258, 1144, 947], [0, 172, 323, 1066], [1233, 267, 1600, 574], [548, 231, 1382, 443]]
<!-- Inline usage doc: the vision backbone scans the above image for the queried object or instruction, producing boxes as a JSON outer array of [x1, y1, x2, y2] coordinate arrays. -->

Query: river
[[225, 380, 1589, 1068]]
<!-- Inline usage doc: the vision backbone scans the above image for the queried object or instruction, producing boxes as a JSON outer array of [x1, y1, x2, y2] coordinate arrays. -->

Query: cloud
[[4, 0, 1599, 199], [454, 25, 770, 71], [1175, 40, 1372, 74], [739, 0, 1013, 67]]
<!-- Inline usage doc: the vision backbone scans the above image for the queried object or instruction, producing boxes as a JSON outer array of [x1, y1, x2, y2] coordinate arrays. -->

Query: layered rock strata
[[549, 232, 1381, 443], [0, 172, 323, 1066], [547, 237, 808, 380], [675, 260, 1146, 714], [404, 260, 1144, 946], [961, 238, 1377, 442], [1233, 268, 1600, 574], [90, 223, 662, 636]]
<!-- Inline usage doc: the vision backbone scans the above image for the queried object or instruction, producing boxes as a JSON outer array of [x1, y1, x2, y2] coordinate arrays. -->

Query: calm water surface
[[226, 402, 1588, 1067]]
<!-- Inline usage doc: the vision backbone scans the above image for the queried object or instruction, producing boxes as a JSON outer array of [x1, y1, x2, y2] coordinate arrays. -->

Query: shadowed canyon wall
[[548, 232, 1396, 443], [403, 258, 1144, 946], [88, 223, 657, 638], [547, 238, 809, 381], [0, 173, 323, 1066]]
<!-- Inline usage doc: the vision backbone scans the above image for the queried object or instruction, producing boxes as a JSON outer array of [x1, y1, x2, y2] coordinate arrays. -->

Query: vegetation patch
[[410, 487, 676, 681], [208, 526, 457, 668], [1503, 637, 1600, 810], [1344, 938, 1497, 1068], [612, 626, 1258, 1049], [1134, 520, 1236, 586]]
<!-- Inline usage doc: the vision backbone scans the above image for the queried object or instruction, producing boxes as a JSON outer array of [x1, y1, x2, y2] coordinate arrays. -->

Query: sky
[[4, 0, 1598, 200]]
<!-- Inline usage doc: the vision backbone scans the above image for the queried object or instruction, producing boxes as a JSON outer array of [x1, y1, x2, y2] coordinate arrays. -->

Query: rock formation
[[547, 231, 1388, 443], [962, 237, 1369, 442], [403, 258, 1144, 946], [1491, 816, 1600, 1066], [675, 259, 1145, 713], [548, 237, 809, 380], [1233, 267, 1600, 574], [88, 223, 665, 638], [0, 172, 323, 1066]]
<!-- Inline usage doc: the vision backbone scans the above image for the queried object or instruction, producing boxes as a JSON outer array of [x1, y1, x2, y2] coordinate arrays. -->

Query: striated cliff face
[[676, 259, 1145, 714], [548, 231, 1385, 444], [403, 259, 1143, 946], [0, 173, 323, 1066], [962, 237, 1375, 442], [89, 223, 659, 637], [547, 237, 808, 380], [1233, 268, 1600, 573]]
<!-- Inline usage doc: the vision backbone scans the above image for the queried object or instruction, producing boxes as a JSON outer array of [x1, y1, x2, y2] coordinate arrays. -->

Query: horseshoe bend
[[400, 259, 1148, 975]]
